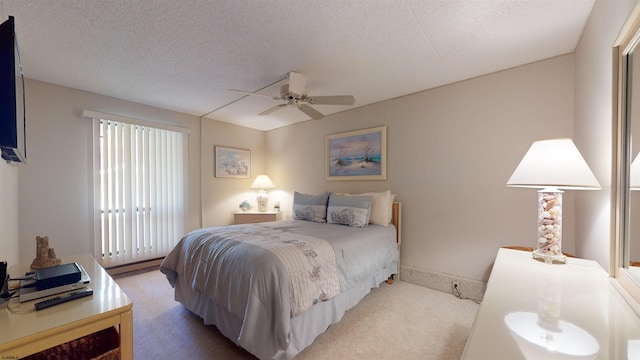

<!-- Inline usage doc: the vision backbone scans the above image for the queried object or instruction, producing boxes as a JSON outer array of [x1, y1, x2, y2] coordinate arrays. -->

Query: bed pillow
[[293, 191, 329, 223], [327, 193, 373, 227], [335, 190, 395, 226], [366, 191, 395, 226]]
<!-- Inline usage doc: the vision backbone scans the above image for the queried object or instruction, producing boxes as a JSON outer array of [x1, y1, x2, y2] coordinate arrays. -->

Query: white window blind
[[87, 110, 189, 267]]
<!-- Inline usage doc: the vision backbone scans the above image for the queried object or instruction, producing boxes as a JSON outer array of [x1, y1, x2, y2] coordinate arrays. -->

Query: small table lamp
[[507, 139, 601, 264], [251, 175, 275, 212]]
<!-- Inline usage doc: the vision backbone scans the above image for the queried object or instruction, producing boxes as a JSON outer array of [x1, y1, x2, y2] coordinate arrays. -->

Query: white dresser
[[462, 248, 640, 359]]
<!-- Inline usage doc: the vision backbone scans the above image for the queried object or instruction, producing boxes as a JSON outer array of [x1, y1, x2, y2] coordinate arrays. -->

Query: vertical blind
[[88, 112, 188, 267]]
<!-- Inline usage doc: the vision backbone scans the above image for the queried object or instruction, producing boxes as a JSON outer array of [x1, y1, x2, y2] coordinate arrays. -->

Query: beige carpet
[[115, 270, 479, 360]]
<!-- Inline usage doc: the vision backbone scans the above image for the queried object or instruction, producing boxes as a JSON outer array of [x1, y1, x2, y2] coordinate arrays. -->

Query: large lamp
[[507, 139, 601, 264], [251, 175, 275, 212]]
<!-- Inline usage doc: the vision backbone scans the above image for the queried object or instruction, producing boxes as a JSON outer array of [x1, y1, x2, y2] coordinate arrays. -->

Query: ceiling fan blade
[[287, 72, 307, 96], [229, 89, 280, 100], [308, 95, 356, 106], [259, 103, 287, 116], [298, 104, 324, 120]]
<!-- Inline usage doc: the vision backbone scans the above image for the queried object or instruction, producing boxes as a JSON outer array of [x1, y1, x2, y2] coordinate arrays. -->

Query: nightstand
[[234, 211, 282, 224]]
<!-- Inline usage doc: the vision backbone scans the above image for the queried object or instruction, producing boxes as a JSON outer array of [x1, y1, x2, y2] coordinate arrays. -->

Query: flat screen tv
[[0, 16, 25, 163]]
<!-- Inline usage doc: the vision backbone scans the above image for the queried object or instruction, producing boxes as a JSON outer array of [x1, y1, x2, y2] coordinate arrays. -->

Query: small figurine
[[239, 200, 251, 212], [30, 236, 62, 269]]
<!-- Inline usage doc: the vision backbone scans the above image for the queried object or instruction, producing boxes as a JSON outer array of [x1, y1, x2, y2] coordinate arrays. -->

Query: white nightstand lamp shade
[[630, 153, 640, 190], [251, 175, 275, 212], [507, 138, 601, 264]]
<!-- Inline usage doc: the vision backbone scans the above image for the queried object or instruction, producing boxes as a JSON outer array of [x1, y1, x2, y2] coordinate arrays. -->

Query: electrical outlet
[[451, 280, 460, 294]]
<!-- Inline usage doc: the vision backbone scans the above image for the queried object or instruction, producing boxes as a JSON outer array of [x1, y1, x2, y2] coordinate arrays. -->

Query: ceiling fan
[[229, 72, 355, 120]]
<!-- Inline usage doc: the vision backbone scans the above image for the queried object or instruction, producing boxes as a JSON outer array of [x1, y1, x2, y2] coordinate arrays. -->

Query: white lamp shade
[[631, 153, 640, 189], [250, 175, 275, 190], [506, 138, 601, 190]]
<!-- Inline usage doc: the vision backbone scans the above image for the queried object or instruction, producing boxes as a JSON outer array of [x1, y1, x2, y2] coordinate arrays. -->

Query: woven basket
[[22, 326, 120, 360]]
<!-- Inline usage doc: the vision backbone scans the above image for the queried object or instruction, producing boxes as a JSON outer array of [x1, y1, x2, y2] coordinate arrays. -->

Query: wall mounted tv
[[0, 16, 26, 163]]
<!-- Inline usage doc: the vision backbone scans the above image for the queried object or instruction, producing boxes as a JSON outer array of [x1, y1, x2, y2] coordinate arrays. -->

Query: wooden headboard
[[391, 202, 401, 244]]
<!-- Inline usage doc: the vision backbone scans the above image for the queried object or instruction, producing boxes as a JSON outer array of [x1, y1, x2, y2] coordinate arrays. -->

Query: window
[[86, 110, 189, 267]]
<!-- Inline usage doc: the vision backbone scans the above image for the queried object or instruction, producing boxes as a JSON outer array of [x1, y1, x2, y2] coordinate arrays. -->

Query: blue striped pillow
[[327, 193, 373, 227], [293, 192, 329, 223]]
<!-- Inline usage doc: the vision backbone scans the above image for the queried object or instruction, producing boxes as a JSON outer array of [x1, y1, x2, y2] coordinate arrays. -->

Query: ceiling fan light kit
[[229, 72, 355, 120]]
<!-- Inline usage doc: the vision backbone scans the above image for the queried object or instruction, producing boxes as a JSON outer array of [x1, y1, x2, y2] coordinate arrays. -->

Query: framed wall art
[[326, 125, 387, 181], [215, 146, 250, 178]]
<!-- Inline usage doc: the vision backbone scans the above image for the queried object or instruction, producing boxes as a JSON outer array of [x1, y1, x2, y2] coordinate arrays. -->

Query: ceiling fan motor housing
[[280, 84, 305, 101]]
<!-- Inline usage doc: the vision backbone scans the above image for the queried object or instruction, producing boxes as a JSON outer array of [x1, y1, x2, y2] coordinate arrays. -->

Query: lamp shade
[[250, 175, 275, 190], [631, 153, 640, 189], [506, 139, 601, 190]]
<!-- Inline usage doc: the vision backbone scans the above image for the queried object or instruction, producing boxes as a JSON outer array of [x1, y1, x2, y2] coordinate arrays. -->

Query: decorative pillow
[[335, 190, 395, 226], [357, 191, 395, 226], [327, 193, 373, 227], [293, 191, 329, 223]]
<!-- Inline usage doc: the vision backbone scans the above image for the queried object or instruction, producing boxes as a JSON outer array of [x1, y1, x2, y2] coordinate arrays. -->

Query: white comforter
[[160, 219, 398, 359]]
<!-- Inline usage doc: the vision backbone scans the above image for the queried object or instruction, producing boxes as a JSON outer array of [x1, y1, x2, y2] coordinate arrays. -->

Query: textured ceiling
[[0, 0, 595, 131]]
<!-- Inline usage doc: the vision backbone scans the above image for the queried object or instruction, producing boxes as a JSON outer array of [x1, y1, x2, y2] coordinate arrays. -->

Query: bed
[[160, 191, 401, 359]]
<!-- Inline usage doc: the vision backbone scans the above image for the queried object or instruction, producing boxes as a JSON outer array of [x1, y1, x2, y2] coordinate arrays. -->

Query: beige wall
[[265, 0, 640, 282], [201, 118, 266, 227], [15, 79, 207, 264], [0, 162, 19, 267], [267, 55, 576, 281], [14, 79, 266, 265]]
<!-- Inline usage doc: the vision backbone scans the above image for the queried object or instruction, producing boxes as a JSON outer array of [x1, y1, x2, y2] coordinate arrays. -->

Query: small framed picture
[[215, 146, 250, 178], [326, 125, 387, 181]]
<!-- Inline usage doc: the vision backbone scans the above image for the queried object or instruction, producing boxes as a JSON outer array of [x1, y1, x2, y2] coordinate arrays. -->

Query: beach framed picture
[[215, 146, 250, 178], [326, 125, 387, 181]]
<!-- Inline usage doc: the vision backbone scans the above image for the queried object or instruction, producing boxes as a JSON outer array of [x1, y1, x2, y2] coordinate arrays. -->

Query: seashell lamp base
[[532, 249, 567, 264], [534, 189, 566, 264]]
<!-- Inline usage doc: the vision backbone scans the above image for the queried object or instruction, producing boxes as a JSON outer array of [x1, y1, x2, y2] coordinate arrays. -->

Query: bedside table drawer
[[234, 212, 282, 224]]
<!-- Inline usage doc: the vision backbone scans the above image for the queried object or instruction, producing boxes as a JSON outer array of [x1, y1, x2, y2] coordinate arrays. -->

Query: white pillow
[[337, 190, 394, 226]]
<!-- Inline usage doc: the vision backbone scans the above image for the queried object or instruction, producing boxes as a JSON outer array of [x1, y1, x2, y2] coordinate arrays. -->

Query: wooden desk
[[0, 254, 133, 359], [462, 248, 640, 359]]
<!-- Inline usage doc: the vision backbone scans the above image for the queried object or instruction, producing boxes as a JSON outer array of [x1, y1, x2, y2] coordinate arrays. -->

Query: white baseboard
[[400, 265, 486, 303], [107, 258, 163, 277]]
